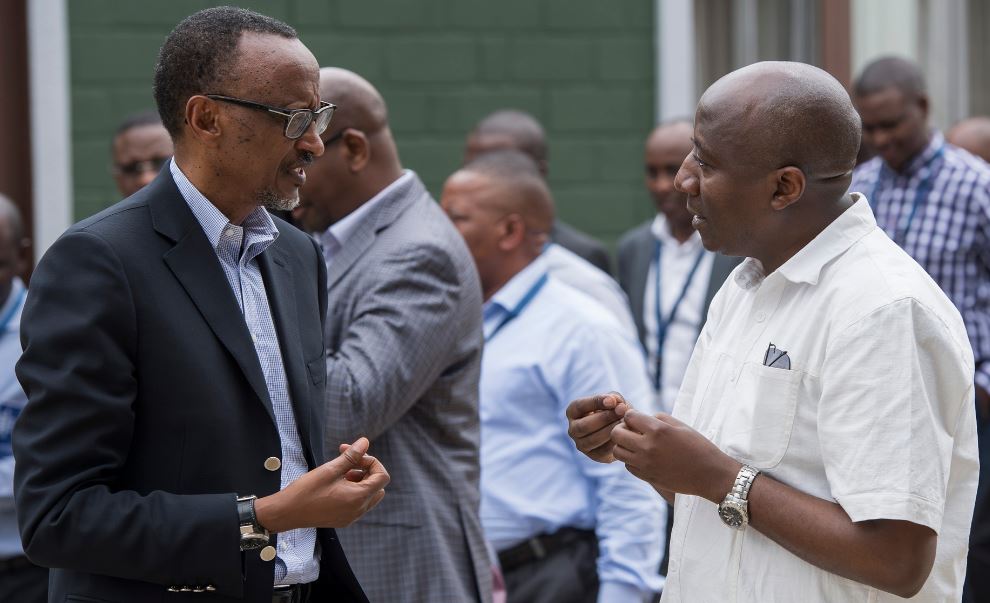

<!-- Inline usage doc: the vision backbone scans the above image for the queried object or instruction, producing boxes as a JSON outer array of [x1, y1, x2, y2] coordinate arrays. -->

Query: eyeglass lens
[[285, 107, 334, 139]]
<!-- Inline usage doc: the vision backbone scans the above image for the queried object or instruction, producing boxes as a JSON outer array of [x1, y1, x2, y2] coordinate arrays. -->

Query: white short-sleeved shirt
[[662, 195, 979, 602]]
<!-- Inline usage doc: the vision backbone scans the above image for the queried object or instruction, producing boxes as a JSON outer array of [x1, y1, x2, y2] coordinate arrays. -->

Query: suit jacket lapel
[[258, 244, 318, 466], [627, 227, 654, 345], [326, 173, 426, 291], [150, 171, 276, 424]]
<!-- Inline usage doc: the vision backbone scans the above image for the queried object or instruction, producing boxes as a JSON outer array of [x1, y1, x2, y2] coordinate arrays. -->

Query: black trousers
[[0, 556, 48, 603], [502, 530, 599, 603]]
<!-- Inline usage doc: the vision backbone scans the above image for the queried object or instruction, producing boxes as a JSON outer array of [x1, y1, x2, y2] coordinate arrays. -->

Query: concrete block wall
[[69, 0, 657, 246]]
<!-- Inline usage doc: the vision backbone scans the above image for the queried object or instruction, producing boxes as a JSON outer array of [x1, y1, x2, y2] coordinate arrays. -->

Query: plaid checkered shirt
[[851, 131, 990, 392]]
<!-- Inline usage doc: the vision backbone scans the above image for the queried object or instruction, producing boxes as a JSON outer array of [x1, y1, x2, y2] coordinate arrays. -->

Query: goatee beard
[[258, 189, 299, 212]]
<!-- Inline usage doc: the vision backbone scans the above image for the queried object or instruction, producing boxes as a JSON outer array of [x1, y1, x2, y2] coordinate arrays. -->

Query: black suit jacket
[[12, 169, 367, 602], [616, 220, 741, 348]]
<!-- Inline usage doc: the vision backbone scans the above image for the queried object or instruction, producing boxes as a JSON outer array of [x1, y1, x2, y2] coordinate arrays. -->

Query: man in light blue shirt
[[441, 150, 664, 603], [0, 195, 44, 603]]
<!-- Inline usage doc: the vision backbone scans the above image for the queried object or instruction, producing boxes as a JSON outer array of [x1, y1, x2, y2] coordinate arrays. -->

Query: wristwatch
[[717, 465, 761, 530], [236, 495, 270, 550]]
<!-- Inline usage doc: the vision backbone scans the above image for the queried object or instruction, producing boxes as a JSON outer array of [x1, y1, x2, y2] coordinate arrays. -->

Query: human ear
[[343, 130, 371, 172], [497, 214, 527, 251], [771, 166, 806, 211], [184, 96, 223, 146]]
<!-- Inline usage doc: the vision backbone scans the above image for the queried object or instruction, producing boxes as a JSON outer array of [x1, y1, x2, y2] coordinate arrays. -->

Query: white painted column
[[27, 0, 72, 261], [922, 0, 968, 129], [656, 0, 697, 122], [851, 0, 919, 75]]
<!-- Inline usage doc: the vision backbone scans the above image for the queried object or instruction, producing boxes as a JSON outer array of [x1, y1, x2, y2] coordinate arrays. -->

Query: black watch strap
[[236, 495, 269, 550]]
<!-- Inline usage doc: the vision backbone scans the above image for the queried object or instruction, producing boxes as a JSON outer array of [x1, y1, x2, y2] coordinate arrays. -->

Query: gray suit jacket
[[616, 220, 741, 348], [322, 173, 492, 603]]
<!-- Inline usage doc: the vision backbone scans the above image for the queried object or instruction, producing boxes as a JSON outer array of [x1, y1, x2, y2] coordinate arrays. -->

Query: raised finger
[[568, 408, 622, 439], [566, 392, 622, 420]]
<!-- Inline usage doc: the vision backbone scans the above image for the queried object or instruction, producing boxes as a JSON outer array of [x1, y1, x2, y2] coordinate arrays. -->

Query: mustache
[[296, 151, 315, 167]]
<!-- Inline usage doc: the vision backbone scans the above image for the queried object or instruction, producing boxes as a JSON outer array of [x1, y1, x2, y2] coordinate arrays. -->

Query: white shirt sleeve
[[817, 297, 974, 532]]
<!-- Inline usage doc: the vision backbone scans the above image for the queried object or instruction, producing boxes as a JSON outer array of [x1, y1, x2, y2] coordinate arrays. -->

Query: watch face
[[719, 504, 745, 528], [241, 533, 269, 550]]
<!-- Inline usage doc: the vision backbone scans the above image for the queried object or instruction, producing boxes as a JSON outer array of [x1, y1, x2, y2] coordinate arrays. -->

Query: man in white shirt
[[566, 61, 978, 601]]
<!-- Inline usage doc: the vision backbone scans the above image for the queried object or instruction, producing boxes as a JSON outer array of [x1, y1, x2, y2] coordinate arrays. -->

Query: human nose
[[295, 120, 325, 157], [673, 153, 697, 195]]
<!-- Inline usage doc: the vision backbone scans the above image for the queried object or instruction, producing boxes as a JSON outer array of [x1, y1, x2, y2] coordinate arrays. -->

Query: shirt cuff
[[836, 490, 943, 534], [597, 580, 651, 603]]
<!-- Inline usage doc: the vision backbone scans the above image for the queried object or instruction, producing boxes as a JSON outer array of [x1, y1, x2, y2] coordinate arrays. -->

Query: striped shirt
[[170, 160, 319, 585], [850, 132, 990, 390]]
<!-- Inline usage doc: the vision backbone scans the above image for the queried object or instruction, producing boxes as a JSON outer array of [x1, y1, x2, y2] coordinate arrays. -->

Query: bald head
[[460, 149, 554, 231], [699, 61, 861, 182], [465, 110, 548, 174], [319, 67, 389, 136], [0, 194, 25, 246], [947, 117, 990, 163], [295, 67, 402, 233]]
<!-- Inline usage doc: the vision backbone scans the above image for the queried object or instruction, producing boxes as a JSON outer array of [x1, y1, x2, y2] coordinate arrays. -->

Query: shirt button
[[755, 311, 767, 322], [264, 457, 281, 471], [251, 332, 258, 344]]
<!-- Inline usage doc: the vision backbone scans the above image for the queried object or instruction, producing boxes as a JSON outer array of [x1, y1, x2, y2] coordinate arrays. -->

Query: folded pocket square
[[763, 342, 791, 370]]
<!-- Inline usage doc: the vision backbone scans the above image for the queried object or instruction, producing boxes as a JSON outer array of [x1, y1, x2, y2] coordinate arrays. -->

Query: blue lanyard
[[486, 273, 549, 342], [869, 145, 944, 245], [0, 287, 25, 335], [653, 241, 705, 390]]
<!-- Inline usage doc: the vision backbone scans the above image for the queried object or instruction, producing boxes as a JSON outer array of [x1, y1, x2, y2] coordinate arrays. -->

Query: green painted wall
[[69, 0, 657, 246]]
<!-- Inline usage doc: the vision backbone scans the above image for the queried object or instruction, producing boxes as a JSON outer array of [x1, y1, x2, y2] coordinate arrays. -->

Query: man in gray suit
[[294, 67, 492, 603]]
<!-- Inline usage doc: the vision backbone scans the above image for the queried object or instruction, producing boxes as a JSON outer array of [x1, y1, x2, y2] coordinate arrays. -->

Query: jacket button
[[264, 457, 281, 471], [260, 545, 277, 561]]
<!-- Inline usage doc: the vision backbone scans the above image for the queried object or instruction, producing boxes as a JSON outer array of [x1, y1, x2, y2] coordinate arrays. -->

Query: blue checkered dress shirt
[[170, 160, 319, 585], [851, 132, 990, 391]]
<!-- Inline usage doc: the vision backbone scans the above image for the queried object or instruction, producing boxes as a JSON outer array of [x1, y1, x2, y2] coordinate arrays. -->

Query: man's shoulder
[[942, 144, 990, 189], [369, 193, 473, 267], [826, 231, 968, 338], [617, 220, 653, 253]]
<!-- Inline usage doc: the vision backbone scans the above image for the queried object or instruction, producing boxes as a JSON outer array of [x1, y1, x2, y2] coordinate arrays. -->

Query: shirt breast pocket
[[720, 362, 803, 469]]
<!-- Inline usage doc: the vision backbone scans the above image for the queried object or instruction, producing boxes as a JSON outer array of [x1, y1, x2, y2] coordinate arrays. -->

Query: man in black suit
[[12, 7, 387, 603], [464, 109, 613, 274]]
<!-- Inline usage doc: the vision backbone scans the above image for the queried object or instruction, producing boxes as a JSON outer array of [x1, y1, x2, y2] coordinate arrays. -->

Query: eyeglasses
[[114, 156, 170, 177], [205, 94, 336, 140]]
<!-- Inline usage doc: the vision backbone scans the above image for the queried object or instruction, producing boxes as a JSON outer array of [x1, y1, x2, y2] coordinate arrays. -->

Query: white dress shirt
[[481, 255, 665, 602], [663, 195, 978, 602], [542, 243, 638, 339], [642, 214, 714, 413]]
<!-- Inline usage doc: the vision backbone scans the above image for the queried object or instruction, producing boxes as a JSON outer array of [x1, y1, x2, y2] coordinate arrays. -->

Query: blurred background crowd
[[2, 1, 990, 603]]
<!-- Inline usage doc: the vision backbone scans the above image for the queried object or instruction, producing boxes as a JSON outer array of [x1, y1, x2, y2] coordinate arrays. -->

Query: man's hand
[[254, 436, 390, 533], [565, 392, 632, 463], [612, 410, 739, 503]]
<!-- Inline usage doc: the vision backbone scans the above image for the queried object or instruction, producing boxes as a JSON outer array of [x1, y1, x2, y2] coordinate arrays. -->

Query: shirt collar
[[321, 170, 414, 252], [651, 212, 702, 252], [886, 130, 945, 178], [772, 193, 877, 286], [486, 253, 550, 314], [169, 158, 279, 255]]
